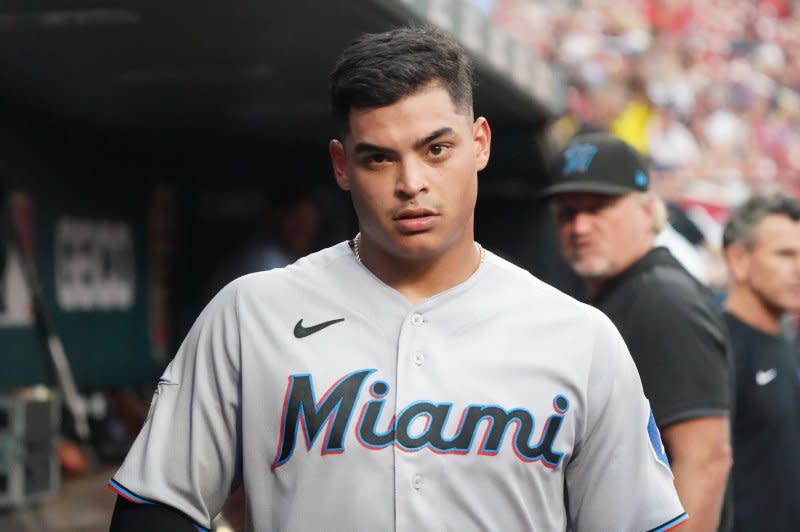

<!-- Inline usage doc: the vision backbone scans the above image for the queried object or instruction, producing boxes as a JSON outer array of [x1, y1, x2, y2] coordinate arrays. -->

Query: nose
[[396, 158, 428, 198], [570, 211, 594, 234]]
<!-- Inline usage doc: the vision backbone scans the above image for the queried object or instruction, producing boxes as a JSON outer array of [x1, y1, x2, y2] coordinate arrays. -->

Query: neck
[[356, 232, 482, 305], [582, 249, 649, 300], [724, 284, 784, 334], [584, 279, 605, 299]]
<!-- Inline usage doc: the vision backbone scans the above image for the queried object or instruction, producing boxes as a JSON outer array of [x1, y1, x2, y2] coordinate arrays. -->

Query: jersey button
[[411, 313, 424, 325], [413, 351, 425, 366], [412, 474, 423, 490]]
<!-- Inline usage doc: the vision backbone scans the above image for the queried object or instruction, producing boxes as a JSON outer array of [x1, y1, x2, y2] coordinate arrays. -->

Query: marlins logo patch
[[563, 143, 598, 175], [647, 410, 670, 470]]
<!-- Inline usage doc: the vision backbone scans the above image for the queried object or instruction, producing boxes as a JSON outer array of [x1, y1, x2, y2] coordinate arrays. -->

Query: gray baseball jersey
[[110, 241, 687, 531]]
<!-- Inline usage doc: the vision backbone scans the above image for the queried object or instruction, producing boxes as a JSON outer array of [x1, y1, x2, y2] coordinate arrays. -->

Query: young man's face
[[552, 192, 655, 280], [732, 214, 800, 313], [330, 82, 490, 261]]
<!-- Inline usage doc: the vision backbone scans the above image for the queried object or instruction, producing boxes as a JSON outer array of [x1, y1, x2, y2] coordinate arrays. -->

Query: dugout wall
[[0, 0, 568, 392]]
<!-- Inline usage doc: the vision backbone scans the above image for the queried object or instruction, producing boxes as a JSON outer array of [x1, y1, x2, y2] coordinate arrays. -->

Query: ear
[[724, 244, 750, 283], [472, 117, 491, 171], [639, 195, 658, 231], [329, 139, 350, 191]]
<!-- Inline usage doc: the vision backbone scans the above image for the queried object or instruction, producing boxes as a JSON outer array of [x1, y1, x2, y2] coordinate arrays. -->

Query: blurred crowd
[[479, 0, 800, 292], [490, 0, 800, 205]]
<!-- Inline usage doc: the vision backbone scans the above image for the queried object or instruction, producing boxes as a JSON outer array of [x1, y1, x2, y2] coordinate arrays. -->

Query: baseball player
[[108, 27, 687, 531]]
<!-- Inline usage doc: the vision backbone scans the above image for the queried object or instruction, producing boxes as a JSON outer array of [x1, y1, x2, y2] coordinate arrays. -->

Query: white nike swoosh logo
[[755, 368, 777, 386]]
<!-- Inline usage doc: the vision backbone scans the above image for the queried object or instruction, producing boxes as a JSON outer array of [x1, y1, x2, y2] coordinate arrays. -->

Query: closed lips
[[394, 208, 437, 219]]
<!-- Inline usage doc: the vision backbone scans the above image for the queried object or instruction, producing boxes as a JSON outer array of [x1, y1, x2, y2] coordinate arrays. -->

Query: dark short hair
[[329, 26, 474, 135], [723, 193, 800, 248]]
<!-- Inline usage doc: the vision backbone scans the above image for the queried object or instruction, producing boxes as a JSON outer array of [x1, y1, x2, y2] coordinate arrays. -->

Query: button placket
[[395, 308, 433, 528]]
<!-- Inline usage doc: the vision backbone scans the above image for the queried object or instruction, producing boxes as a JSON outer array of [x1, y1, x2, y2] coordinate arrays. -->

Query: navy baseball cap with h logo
[[540, 132, 650, 198]]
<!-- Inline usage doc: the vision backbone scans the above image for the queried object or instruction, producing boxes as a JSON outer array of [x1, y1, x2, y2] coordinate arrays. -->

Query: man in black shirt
[[722, 194, 800, 532], [541, 132, 733, 532]]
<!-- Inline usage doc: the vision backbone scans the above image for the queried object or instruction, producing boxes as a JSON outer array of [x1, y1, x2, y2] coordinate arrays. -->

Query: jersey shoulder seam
[[483, 251, 593, 311]]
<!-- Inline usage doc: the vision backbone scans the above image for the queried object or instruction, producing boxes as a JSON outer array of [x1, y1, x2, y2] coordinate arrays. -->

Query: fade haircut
[[723, 193, 800, 249], [330, 26, 474, 135]]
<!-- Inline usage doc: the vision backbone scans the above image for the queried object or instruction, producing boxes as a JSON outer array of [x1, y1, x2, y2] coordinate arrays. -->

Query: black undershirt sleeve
[[109, 497, 200, 532]]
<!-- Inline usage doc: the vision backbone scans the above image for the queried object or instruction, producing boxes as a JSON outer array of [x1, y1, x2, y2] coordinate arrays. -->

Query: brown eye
[[429, 144, 450, 158], [362, 152, 392, 168]]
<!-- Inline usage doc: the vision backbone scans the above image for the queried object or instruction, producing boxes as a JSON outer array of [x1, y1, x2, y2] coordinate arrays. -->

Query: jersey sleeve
[[566, 311, 687, 532], [109, 280, 243, 530], [629, 282, 731, 427]]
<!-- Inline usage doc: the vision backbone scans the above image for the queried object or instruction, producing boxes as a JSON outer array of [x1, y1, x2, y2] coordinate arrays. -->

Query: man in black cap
[[542, 132, 734, 532]]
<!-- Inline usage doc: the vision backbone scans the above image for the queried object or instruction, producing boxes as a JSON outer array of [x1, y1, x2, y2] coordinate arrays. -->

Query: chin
[[570, 258, 612, 279], [780, 298, 800, 313], [389, 234, 440, 257]]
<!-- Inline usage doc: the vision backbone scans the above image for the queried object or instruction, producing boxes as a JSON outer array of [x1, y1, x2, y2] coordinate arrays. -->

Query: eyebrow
[[413, 127, 455, 150], [353, 141, 394, 156], [352, 127, 456, 156]]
